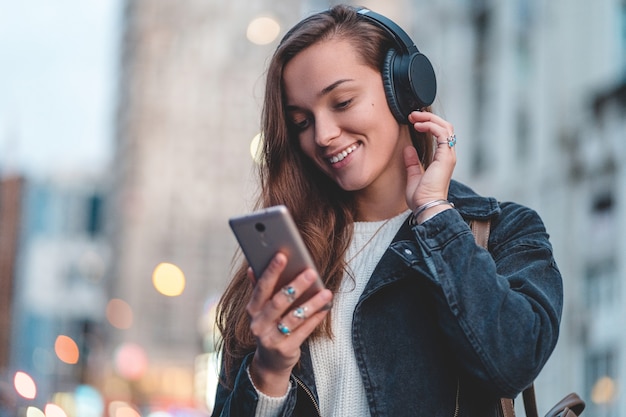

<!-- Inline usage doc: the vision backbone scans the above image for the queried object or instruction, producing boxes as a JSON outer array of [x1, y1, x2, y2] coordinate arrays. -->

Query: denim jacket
[[212, 180, 563, 417]]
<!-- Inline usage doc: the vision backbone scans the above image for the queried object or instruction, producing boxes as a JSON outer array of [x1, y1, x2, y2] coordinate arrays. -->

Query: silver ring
[[437, 134, 456, 148], [281, 286, 296, 303], [292, 306, 307, 320], [277, 322, 291, 336]]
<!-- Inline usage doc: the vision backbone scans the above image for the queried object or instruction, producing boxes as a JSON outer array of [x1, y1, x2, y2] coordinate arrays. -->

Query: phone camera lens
[[255, 222, 265, 232]]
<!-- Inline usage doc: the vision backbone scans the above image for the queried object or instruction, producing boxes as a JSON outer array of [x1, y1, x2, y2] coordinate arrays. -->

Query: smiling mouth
[[328, 144, 359, 164]]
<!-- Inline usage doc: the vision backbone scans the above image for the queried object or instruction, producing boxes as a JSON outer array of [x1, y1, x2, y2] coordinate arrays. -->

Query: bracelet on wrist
[[409, 199, 455, 225]]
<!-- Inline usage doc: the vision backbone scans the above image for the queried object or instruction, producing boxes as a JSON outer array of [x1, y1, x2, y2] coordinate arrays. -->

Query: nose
[[313, 111, 340, 147]]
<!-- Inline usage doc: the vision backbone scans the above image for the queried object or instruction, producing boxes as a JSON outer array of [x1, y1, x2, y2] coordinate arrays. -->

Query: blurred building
[[425, 1, 626, 416], [109, 0, 626, 415], [0, 172, 109, 416], [109, 0, 307, 412], [0, 176, 22, 373], [0, 176, 23, 417], [573, 80, 626, 417]]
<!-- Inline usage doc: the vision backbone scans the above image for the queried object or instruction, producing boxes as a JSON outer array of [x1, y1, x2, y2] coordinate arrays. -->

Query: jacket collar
[[447, 179, 500, 220]]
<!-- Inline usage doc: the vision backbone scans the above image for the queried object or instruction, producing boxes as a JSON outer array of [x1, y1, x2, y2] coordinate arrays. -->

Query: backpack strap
[[469, 218, 491, 249], [470, 219, 539, 417]]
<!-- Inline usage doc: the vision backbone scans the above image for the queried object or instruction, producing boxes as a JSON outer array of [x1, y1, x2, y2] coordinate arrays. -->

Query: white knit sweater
[[252, 210, 410, 417]]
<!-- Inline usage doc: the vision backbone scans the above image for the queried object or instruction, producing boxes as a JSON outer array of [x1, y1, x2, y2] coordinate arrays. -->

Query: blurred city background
[[0, 0, 625, 416]]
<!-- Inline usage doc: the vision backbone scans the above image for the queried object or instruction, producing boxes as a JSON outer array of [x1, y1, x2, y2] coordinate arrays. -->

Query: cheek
[[297, 134, 317, 159]]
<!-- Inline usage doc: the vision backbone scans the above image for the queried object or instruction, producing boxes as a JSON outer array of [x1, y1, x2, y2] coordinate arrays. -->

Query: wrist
[[409, 199, 455, 225], [249, 355, 293, 397]]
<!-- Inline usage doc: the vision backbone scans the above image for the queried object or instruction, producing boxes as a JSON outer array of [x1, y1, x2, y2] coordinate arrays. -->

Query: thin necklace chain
[[346, 217, 394, 265]]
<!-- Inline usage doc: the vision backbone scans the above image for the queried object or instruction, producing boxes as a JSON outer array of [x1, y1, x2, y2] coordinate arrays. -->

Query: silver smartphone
[[229, 205, 326, 305]]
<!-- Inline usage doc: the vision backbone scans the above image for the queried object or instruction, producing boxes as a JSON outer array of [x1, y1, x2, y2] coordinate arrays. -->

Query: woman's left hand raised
[[403, 111, 457, 219]]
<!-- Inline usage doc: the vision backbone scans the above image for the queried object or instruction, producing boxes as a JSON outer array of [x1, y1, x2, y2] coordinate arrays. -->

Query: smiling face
[[283, 38, 412, 202]]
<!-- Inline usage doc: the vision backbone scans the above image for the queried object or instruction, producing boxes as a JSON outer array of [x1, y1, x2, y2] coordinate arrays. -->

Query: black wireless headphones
[[357, 8, 437, 123]]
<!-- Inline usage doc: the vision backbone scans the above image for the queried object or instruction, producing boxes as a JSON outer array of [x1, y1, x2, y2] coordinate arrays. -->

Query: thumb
[[403, 146, 424, 210], [403, 145, 423, 184]]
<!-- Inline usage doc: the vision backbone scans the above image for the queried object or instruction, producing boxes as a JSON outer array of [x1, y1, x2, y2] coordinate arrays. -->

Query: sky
[[0, 0, 122, 178]]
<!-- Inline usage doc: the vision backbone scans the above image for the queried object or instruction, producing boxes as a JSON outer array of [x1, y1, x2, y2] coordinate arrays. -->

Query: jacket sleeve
[[408, 203, 563, 398], [211, 352, 299, 417], [211, 353, 259, 417]]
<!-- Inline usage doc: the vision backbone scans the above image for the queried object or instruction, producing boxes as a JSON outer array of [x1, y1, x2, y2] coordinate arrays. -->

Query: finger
[[278, 289, 333, 339], [413, 121, 452, 142], [409, 112, 454, 141], [403, 145, 422, 177], [434, 134, 457, 151], [247, 253, 287, 315], [262, 268, 320, 320], [250, 267, 321, 338], [403, 146, 423, 194], [411, 112, 456, 157], [432, 133, 458, 163], [408, 110, 454, 132]]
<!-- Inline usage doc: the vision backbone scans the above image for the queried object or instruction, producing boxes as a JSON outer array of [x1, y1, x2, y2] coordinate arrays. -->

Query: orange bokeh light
[[55, 335, 80, 364]]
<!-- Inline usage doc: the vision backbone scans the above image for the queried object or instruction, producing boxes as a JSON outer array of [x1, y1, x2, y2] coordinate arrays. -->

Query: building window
[[584, 258, 618, 310], [515, 0, 533, 80], [470, 5, 491, 176], [515, 107, 530, 161], [585, 348, 618, 417], [620, 0, 626, 74], [588, 191, 616, 250], [86, 193, 104, 237]]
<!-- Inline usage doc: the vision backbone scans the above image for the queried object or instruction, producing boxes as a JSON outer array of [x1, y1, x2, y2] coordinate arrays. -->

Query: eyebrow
[[286, 78, 354, 111], [320, 78, 353, 96]]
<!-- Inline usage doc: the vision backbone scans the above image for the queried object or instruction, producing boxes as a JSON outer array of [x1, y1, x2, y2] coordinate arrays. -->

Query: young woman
[[212, 5, 562, 417]]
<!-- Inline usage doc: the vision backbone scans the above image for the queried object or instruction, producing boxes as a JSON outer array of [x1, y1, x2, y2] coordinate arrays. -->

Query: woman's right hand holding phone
[[246, 252, 333, 397]]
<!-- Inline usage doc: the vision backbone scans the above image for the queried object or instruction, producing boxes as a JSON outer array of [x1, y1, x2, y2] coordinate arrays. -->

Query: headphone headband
[[357, 9, 418, 55]]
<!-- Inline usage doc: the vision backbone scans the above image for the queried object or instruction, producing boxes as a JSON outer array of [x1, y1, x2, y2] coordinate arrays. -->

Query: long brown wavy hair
[[216, 4, 435, 384]]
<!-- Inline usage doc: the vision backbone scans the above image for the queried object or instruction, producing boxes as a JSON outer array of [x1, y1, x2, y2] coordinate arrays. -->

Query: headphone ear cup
[[382, 49, 406, 123]]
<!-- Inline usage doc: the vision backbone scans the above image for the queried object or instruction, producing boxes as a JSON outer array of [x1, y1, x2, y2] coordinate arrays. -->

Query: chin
[[334, 179, 366, 192]]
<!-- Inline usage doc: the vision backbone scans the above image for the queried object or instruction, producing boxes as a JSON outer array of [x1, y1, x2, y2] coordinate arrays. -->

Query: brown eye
[[335, 99, 353, 110], [291, 117, 311, 131]]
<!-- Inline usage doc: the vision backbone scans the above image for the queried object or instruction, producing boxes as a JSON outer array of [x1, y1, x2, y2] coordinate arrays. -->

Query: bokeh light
[[14, 371, 37, 399], [109, 401, 141, 417], [44, 403, 68, 417], [102, 372, 132, 401], [106, 298, 134, 329], [591, 376, 616, 404], [152, 262, 186, 296], [54, 335, 80, 364], [246, 16, 280, 45], [26, 407, 45, 417], [114, 343, 148, 380], [50, 392, 73, 416], [74, 385, 104, 417], [146, 412, 173, 417], [250, 133, 263, 164]]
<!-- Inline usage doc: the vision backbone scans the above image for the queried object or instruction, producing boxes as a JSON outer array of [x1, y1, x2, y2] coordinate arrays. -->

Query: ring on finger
[[281, 286, 296, 303], [277, 322, 291, 336], [437, 134, 457, 148], [292, 306, 307, 320]]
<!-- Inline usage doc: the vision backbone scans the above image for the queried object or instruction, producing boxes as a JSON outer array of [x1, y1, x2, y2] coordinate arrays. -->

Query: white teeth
[[329, 144, 358, 164]]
